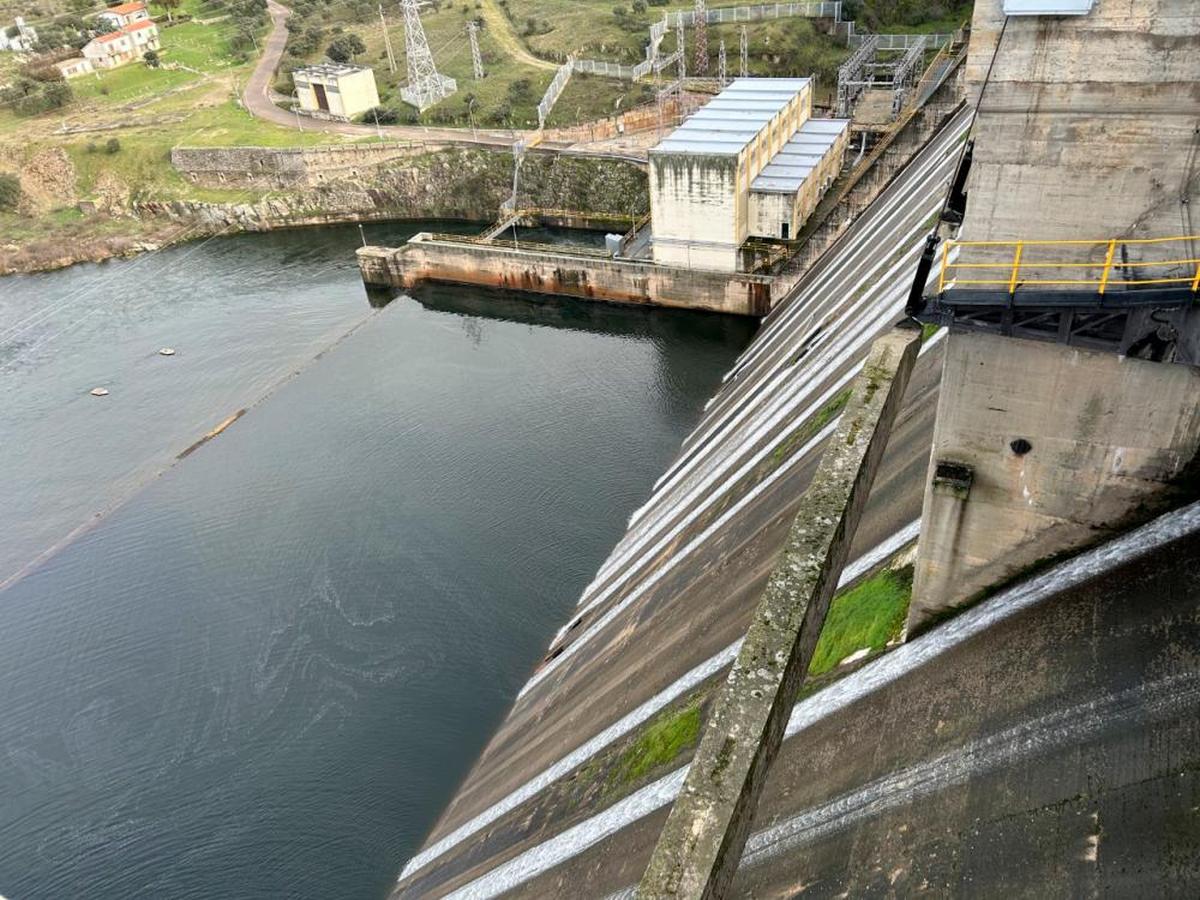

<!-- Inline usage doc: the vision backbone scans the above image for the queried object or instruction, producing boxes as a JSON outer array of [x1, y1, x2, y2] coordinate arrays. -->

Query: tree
[[143, 49, 160, 67], [105, 137, 121, 154], [0, 173, 20, 212], [325, 33, 365, 63], [0, 75, 72, 115], [155, 0, 182, 22]]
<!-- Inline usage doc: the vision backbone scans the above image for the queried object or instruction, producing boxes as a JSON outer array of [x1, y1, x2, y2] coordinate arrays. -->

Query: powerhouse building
[[649, 78, 850, 272]]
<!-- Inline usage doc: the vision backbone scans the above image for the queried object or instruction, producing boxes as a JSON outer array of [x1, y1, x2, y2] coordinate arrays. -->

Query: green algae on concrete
[[637, 328, 921, 900]]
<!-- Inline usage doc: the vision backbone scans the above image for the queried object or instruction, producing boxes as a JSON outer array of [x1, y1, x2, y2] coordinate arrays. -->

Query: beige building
[[293, 63, 380, 121], [83, 17, 159, 69], [97, 0, 152, 29], [55, 56, 96, 78], [649, 78, 849, 273]]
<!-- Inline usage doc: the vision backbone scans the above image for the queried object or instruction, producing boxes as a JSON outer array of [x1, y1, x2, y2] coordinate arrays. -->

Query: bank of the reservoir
[[0, 146, 648, 277]]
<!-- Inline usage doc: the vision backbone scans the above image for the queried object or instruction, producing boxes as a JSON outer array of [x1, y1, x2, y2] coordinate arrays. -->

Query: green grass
[[809, 566, 913, 677], [608, 697, 702, 787], [544, 73, 656, 127], [921, 322, 942, 342]]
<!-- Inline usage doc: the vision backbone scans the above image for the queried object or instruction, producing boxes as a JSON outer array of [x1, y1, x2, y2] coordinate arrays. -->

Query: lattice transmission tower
[[740, 25, 748, 77], [693, 0, 708, 76], [718, 39, 727, 87], [467, 21, 484, 80], [400, 0, 457, 111], [676, 12, 687, 81]]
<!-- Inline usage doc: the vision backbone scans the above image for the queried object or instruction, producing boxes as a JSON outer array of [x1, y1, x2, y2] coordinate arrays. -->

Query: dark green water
[[0, 223, 753, 898]]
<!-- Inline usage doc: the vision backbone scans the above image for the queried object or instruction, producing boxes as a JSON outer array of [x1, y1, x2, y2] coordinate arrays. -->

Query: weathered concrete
[[963, 0, 1200, 248], [909, 331, 1200, 632], [358, 236, 774, 317], [638, 329, 920, 898]]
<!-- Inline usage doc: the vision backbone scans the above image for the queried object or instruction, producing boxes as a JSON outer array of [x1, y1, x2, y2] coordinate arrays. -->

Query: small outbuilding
[[649, 78, 850, 273], [293, 63, 380, 121]]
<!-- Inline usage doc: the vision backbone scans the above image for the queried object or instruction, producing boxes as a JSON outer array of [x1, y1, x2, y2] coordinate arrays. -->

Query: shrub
[[325, 33, 365, 63], [143, 49, 160, 67], [105, 137, 121, 154], [0, 173, 21, 212]]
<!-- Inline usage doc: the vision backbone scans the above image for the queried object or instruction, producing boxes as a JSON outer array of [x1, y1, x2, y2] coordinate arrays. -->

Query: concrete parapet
[[357, 235, 773, 316], [637, 329, 920, 898], [909, 331, 1200, 633]]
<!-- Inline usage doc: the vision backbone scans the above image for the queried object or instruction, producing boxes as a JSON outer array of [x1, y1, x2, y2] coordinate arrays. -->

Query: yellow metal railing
[[937, 235, 1200, 296]]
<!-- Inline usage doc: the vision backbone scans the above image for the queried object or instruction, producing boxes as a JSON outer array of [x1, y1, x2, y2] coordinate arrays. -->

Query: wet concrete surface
[[517, 517, 1200, 898], [393, 112, 975, 894]]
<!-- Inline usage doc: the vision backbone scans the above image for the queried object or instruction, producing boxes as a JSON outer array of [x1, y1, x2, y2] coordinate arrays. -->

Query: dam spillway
[[391, 107, 977, 897]]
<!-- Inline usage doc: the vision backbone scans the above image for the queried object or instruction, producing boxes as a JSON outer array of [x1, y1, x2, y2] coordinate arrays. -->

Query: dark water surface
[[0, 224, 753, 899]]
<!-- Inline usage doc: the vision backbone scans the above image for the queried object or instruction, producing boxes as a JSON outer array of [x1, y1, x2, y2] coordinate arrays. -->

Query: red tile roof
[[105, 1, 147, 14], [124, 19, 156, 31], [94, 30, 129, 43]]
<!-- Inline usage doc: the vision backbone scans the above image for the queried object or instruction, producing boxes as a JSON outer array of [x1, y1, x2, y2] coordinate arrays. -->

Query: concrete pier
[[358, 235, 773, 316]]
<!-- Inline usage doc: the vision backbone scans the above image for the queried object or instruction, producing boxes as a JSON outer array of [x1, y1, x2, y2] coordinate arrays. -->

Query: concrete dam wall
[[390, 108, 974, 897], [393, 93, 1200, 895]]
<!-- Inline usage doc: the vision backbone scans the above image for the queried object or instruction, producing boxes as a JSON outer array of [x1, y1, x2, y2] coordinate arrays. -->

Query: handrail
[[939, 235, 1200, 296]]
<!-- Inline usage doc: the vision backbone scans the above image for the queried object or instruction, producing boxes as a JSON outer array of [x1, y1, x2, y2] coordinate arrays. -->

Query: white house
[[0, 16, 38, 52], [97, 1, 152, 30], [83, 17, 159, 69], [55, 56, 96, 78]]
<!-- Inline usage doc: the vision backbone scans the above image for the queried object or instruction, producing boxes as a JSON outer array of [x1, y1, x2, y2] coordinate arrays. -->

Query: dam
[[393, 1, 1200, 896]]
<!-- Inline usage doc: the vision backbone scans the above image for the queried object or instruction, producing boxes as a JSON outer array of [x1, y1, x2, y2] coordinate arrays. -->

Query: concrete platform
[[358, 235, 773, 317]]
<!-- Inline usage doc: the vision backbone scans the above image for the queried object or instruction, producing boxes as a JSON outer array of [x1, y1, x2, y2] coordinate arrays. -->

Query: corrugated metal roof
[[650, 77, 811, 157], [750, 118, 850, 194]]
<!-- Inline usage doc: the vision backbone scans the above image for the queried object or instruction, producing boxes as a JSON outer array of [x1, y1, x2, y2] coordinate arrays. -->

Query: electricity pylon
[[693, 0, 708, 76], [400, 0, 457, 111], [467, 21, 484, 80]]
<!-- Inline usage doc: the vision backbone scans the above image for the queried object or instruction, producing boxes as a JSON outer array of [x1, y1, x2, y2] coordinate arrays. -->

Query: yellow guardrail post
[[1007, 241, 1024, 296], [1192, 260, 1200, 295], [938, 239, 951, 294], [1098, 239, 1117, 295]]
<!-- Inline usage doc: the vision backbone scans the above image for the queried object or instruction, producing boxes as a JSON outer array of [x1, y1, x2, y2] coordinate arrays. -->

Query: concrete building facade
[[649, 78, 849, 273], [83, 17, 159, 69], [97, 1, 152, 30], [293, 63, 380, 121]]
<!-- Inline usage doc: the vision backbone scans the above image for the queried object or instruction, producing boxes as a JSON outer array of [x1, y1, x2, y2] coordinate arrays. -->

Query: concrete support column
[[909, 331, 1200, 633], [638, 330, 920, 899]]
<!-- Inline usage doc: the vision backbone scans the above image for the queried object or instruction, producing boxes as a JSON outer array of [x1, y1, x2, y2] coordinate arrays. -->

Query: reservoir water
[[0, 224, 754, 899]]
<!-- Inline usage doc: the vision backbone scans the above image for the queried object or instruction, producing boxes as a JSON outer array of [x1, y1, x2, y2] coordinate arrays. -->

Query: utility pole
[[379, 4, 397, 74], [467, 21, 484, 80], [740, 25, 748, 78], [718, 38, 727, 87], [693, 0, 707, 76], [400, 0, 457, 111]]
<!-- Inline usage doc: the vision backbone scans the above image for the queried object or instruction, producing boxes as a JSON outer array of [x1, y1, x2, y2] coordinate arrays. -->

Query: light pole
[[293, 89, 303, 132], [468, 96, 477, 141]]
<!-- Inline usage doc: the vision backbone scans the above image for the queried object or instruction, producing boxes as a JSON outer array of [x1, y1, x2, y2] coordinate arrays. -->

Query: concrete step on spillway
[[390, 105, 975, 898]]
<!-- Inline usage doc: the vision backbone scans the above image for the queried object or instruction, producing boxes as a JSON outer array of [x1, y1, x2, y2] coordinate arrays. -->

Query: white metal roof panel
[[1002, 0, 1094, 13], [652, 78, 811, 156], [749, 117, 849, 192]]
